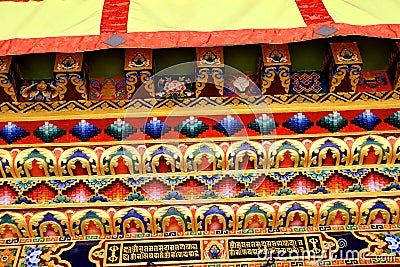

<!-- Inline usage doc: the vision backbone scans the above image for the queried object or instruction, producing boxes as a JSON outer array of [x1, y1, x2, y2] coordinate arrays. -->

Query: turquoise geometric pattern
[[317, 111, 348, 132], [34, 122, 66, 142], [12, 180, 37, 190], [105, 119, 136, 141], [385, 111, 400, 129], [248, 114, 277, 135], [175, 116, 209, 138]]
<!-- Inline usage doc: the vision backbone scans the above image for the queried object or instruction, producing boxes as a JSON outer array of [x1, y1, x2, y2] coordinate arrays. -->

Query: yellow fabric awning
[[1, 0, 400, 55]]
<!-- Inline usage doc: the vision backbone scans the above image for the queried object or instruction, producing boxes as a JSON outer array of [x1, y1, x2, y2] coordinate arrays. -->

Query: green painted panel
[[17, 53, 55, 80], [86, 49, 125, 78]]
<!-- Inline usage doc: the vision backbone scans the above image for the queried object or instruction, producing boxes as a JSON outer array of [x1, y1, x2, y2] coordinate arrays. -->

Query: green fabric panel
[[86, 49, 125, 78], [290, 37, 395, 71], [289, 39, 327, 72], [224, 45, 259, 74], [17, 53, 55, 80], [354, 36, 394, 71], [15, 37, 395, 79], [224, 45, 261, 74], [155, 48, 195, 74]]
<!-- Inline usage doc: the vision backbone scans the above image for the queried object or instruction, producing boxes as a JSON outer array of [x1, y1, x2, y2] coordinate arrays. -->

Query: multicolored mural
[[0, 40, 399, 266]]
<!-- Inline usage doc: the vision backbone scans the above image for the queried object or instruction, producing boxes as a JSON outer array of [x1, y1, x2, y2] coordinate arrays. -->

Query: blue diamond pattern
[[213, 115, 244, 136], [141, 117, 171, 139], [283, 113, 313, 134], [175, 116, 209, 138], [105, 119, 136, 141], [34, 122, 66, 142], [70, 120, 100, 141], [0, 122, 29, 144], [317, 111, 348, 132], [248, 114, 277, 135], [351, 110, 381, 131]]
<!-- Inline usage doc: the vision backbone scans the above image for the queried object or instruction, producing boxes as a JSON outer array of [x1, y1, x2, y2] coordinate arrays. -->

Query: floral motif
[[19, 245, 67, 267], [337, 48, 358, 62], [385, 233, 400, 253], [156, 76, 193, 98], [164, 80, 186, 95], [57, 56, 79, 71], [128, 53, 150, 68], [22, 247, 42, 267], [0, 249, 16, 267], [201, 51, 220, 65], [266, 49, 287, 63]]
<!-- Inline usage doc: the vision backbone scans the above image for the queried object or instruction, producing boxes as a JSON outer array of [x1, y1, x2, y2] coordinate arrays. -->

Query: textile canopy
[[1, 0, 400, 55]]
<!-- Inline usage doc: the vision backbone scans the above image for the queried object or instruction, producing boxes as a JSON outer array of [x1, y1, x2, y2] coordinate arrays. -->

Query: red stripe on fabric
[[100, 0, 131, 33], [295, 0, 335, 25], [2, 23, 400, 55]]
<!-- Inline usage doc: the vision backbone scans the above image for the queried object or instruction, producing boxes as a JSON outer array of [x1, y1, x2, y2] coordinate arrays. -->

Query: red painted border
[[1, 23, 400, 55]]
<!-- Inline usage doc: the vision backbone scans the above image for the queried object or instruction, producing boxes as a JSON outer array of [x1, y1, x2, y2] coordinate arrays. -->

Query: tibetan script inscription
[[105, 240, 201, 264], [228, 235, 323, 259], [100, 234, 324, 266]]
